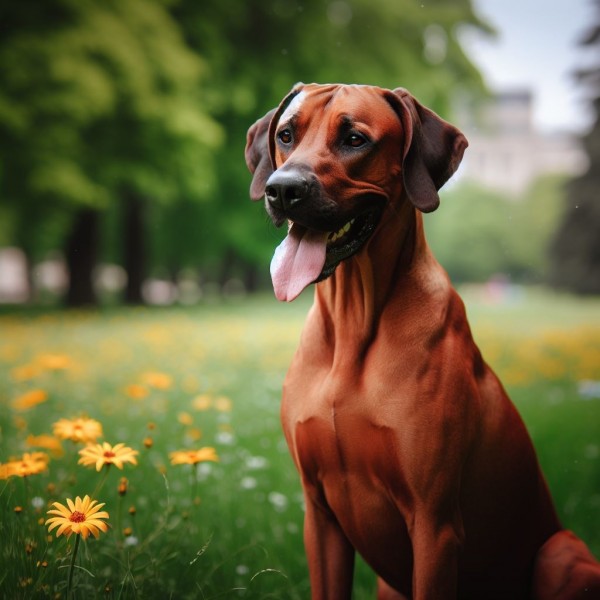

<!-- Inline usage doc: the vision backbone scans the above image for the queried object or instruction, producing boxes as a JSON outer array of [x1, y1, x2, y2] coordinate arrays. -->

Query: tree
[[0, 0, 222, 305], [550, 0, 600, 294]]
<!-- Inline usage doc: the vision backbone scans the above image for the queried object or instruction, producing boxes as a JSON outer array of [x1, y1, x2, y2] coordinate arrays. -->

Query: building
[[458, 90, 587, 196]]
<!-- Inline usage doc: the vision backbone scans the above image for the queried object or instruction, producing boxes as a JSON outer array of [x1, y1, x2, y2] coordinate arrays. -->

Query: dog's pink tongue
[[270, 224, 328, 302]]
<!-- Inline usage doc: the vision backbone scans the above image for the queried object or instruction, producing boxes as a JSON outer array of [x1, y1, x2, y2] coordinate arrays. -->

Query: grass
[[0, 287, 599, 599]]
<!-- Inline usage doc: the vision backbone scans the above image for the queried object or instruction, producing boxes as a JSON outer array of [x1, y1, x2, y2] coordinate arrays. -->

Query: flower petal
[[56, 522, 72, 537], [87, 518, 109, 531]]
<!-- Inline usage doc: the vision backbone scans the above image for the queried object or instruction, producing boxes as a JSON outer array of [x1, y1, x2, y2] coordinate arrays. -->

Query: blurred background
[[0, 0, 598, 306]]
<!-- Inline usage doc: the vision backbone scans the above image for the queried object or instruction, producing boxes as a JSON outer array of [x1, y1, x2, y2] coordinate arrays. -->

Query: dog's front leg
[[304, 496, 355, 600], [410, 513, 462, 600]]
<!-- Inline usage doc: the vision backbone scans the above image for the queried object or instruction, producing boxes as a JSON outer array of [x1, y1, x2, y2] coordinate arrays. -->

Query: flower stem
[[67, 534, 81, 598], [91, 465, 111, 500], [116, 493, 123, 541]]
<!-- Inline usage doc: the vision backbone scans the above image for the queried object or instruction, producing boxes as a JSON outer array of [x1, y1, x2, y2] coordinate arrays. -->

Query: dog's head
[[245, 83, 467, 301]]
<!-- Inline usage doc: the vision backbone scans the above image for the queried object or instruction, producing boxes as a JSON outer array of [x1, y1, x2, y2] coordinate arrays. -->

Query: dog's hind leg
[[532, 530, 600, 599]]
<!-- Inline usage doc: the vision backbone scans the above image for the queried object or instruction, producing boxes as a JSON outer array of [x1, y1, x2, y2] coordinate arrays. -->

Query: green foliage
[[0, 0, 222, 261], [427, 176, 567, 283]]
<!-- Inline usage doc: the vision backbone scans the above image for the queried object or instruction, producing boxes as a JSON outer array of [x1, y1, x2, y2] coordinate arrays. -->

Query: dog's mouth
[[270, 208, 381, 302], [318, 208, 381, 282]]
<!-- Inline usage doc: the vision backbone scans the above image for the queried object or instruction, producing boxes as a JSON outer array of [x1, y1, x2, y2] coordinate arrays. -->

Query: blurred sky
[[462, 0, 597, 133]]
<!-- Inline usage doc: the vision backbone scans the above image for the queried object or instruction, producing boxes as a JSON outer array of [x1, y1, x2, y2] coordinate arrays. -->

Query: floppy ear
[[245, 108, 277, 201], [385, 88, 468, 213], [245, 83, 305, 201]]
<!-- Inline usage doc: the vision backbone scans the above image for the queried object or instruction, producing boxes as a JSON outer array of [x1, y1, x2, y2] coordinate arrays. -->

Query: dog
[[245, 83, 600, 599]]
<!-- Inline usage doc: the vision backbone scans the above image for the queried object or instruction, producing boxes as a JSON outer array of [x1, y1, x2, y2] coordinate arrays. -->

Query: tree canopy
[[0, 0, 492, 304]]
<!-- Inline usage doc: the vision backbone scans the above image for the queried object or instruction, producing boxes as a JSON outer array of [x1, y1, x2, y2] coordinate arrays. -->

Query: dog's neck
[[313, 198, 442, 353]]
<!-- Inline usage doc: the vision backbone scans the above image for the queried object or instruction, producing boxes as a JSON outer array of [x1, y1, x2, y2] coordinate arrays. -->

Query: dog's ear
[[245, 108, 277, 201], [384, 88, 468, 213], [245, 83, 305, 201]]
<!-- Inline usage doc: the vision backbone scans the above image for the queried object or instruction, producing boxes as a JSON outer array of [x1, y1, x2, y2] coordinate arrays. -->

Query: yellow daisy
[[191, 394, 212, 411], [78, 442, 139, 472], [0, 452, 49, 479], [46, 495, 109, 539], [124, 384, 148, 399], [10, 363, 42, 381], [52, 417, 103, 444], [214, 396, 232, 412], [12, 389, 48, 411], [26, 434, 64, 457], [169, 447, 219, 465], [36, 353, 73, 371], [177, 411, 193, 425], [141, 371, 172, 390]]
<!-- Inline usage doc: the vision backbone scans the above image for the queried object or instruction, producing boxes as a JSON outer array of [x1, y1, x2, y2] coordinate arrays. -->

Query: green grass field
[[1, 288, 599, 599]]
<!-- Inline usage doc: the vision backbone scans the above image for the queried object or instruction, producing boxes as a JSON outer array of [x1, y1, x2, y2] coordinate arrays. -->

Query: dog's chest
[[283, 363, 411, 514], [283, 375, 414, 582]]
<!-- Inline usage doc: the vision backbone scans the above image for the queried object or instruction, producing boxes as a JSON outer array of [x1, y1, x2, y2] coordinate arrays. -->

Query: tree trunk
[[65, 208, 99, 307], [217, 247, 236, 292], [123, 190, 147, 304], [243, 263, 259, 293]]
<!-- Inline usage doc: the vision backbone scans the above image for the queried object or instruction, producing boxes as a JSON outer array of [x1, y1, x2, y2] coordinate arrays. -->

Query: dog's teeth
[[328, 221, 353, 244]]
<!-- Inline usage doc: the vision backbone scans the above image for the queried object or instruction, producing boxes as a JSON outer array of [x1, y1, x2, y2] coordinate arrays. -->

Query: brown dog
[[245, 83, 600, 599]]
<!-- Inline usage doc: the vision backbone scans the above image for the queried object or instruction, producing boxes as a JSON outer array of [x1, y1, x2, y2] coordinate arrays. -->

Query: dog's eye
[[345, 133, 367, 148], [278, 129, 293, 145]]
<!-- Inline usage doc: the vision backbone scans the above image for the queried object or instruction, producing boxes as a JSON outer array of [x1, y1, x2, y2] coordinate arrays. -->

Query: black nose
[[265, 171, 309, 211]]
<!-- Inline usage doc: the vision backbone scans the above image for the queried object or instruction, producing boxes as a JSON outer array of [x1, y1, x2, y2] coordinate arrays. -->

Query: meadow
[[1, 287, 599, 599]]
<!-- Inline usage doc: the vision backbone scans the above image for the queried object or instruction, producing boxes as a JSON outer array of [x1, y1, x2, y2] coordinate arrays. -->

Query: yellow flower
[[12, 389, 48, 411], [118, 477, 128, 496], [177, 411, 193, 425], [169, 447, 219, 465], [141, 371, 172, 390], [0, 452, 49, 479], [52, 417, 103, 444], [26, 434, 64, 457], [124, 384, 148, 400], [185, 427, 203, 441], [46, 495, 109, 539], [214, 396, 232, 412], [10, 364, 42, 382], [191, 394, 212, 411], [36, 353, 73, 371], [78, 442, 139, 472]]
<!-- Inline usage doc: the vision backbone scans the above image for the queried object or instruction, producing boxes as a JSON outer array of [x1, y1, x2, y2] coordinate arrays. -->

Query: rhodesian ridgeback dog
[[245, 83, 600, 599]]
